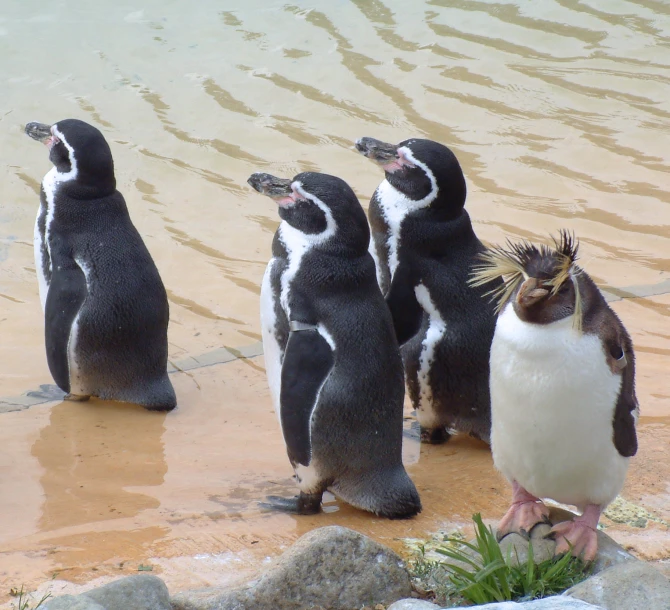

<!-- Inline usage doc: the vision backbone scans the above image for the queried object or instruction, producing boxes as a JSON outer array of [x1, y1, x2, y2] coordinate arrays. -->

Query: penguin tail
[[99, 375, 177, 411], [334, 467, 422, 519]]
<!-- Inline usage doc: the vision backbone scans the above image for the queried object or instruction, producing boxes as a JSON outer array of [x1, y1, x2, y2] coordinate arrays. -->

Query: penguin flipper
[[386, 263, 423, 345], [280, 326, 334, 467], [44, 257, 87, 393], [606, 337, 638, 458]]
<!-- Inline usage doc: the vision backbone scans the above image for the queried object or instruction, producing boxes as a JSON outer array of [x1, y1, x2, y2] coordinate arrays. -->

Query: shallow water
[[0, 0, 669, 602]]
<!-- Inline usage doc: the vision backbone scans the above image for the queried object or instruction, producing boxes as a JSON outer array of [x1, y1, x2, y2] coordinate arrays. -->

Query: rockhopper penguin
[[25, 119, 176, 411], [355, 136, 501, 444], [248, 171, 421, 518], [470, 231, 638, 560]]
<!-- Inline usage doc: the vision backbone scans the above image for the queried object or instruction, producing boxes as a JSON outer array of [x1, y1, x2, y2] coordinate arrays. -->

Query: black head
[[247, 171, 369, 256], [25, 119, 116, 194], [471, 230, 584, 328], [355, 136, 467, 218]]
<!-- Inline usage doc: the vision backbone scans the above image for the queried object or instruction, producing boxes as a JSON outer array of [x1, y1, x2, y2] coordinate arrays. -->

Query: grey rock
[[473, 598, 604, 608], [499, 523, 555, 567], [566, 561, 670, 609], [548, 507, 637, 574], [496, 508, 637, 574], [171, 526, 412, 610], [44, 595, 106, 610], [81, 575, 171, 610], [387, 600, 442, 610]]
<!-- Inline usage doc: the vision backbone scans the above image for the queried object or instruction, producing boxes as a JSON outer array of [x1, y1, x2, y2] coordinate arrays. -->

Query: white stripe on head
[[51, 125, 78, 181], [278, 180, 338, 317], [376, 145, 439, 278], [38, 125, 80, 305]]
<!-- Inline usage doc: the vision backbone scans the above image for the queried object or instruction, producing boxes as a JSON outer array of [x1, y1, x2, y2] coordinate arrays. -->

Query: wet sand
[[1, 0, 670, 603], [0, 350, 667, 605]]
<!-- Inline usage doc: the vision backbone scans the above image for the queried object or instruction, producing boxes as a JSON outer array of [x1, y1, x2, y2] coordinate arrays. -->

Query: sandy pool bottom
[[0, 350, 668, 607]]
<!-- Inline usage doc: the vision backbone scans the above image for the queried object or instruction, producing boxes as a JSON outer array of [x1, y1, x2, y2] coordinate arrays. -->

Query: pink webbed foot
[[497, 481, 550, 541], [550, 504, 601, 561]]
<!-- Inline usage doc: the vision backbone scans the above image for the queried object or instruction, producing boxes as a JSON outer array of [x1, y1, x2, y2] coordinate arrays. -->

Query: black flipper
[[259, 492, 323, 515], [608, 340, 638, 458], [44, 257, 87, 393], [386, 262, 423, 346], [280, 327, 334, 467]]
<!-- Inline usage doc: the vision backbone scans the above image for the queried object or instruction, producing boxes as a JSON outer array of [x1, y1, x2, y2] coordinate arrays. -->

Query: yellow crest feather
[[470, 230, 583, 328]]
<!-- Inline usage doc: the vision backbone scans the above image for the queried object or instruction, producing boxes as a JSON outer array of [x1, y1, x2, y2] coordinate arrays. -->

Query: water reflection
[[32, 401, 167, 531]]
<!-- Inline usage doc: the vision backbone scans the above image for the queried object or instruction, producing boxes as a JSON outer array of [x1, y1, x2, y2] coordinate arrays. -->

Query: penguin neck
[[47, 166, 117, 201]]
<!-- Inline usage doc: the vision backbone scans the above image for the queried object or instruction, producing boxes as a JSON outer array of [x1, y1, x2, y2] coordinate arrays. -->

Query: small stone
[[172, 526, 412, 610], [44, 595, 106, 610], [81, 575, 171, 610], [473, 598, 604, 608], [387, 600, 442, 610], [565, 561, 670, 610], [498, 524, 555, 567]]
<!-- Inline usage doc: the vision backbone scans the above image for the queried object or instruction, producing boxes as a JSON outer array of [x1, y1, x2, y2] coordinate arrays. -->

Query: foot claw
[[64, 393, 90, 402], [259, 492, 322, 515], [420, 426, 450, 445], [497, 499, 550, 540], [550, 520, 598, 561]]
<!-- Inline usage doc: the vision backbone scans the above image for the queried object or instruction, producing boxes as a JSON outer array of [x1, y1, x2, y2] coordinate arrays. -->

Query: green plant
[[407, 513, 592, 606], [435, 513, 592, 604], [11, 585, 52, 610]]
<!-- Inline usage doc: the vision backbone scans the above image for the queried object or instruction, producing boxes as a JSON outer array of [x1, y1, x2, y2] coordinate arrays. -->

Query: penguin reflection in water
[[355, 137, 501, 445], [247, 171, 421, 518], [471, 231, 638, 560], [25, 119, 176, 411]]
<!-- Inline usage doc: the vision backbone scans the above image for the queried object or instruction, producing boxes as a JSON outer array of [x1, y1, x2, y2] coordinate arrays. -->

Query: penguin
[[247, 171, 421, 518], [25, 119, 176, 411], [470, 231, 638, 560], [355, 136, 501, 444]]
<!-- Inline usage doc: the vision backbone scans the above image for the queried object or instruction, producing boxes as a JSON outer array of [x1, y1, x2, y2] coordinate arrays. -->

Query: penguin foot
[[64, 393, 91, 402], [420, 426, 450, 444], [259, 492, 322, 515], [497, 482, 550, 541], [548, 504, 601, 562]]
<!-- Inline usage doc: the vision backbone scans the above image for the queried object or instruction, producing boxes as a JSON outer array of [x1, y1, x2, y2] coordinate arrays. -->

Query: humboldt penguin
[[471, 230, 638, 560], [248, 171, 421, 518], [355, 136, 501, 444], [25, 119, 176, 411]]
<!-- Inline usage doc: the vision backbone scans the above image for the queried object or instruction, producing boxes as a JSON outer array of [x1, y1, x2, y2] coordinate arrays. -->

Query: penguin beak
[[516, 278, 549, 308], [355, 137, 414, 173], [355, 137, 399, 165], [247, 173, 297, 207], [25, 122, 59, 149]]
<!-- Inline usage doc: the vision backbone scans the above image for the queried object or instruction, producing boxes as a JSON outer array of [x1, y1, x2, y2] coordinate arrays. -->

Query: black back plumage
[[258, 171, 421, 517], [366, 138, 501, 441], [33, 118, 175, 409]]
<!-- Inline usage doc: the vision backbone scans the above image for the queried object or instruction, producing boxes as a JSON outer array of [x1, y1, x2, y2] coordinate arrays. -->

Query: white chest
[[278, 222, 310, 317], [375, 180, 413, 279], [490, 306, 629, 508]]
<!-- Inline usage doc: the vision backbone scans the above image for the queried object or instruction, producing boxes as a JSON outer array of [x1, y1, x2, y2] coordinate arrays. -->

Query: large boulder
[[81, 575, 171, 610], [44, 596, 105, 610], [565, 561, 670, 610], [45, 575, 171, 610], [172, 526, 412, 610]]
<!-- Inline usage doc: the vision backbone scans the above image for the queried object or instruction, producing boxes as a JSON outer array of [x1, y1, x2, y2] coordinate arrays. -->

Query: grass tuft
[[408, 513, 592, 606], [11, 585, 52, 610]]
